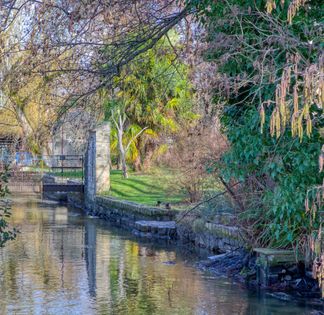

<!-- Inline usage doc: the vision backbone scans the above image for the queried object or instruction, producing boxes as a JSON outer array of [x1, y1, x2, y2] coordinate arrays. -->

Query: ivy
[[0, 166, 18, 248]]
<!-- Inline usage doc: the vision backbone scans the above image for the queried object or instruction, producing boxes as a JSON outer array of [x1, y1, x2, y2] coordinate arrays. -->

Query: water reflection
[[0, 196, 319, 314], [85, 220, 97, 298]]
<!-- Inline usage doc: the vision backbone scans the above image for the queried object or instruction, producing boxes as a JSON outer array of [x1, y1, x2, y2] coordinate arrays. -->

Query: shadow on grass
[[112, 180, 163, 195], [109, 187, 183, 205], [111, 170, 171, 190], [113, 177, 160, 191], [109, 169, 184, 205]]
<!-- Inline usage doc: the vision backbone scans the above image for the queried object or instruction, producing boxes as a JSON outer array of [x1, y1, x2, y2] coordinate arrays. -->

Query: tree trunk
[[121, 152, 128, 178], [142, 141, 156, 171], [117, 155, 122, 170], [15, 105, 33, 150], [133, 137, 142, 172], [117, 127, 128, 178], [133, 155, 142, 172]]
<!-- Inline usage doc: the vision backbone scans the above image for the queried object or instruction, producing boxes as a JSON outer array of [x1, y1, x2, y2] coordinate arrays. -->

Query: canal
[[0, 196, 318, 314]]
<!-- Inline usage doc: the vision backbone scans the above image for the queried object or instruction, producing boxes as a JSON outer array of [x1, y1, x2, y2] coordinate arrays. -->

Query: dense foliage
[[187, 0, 323, 248], [0, 167, 17, 247], [103, 36, 197, 172], [0, 0, 322, 254]]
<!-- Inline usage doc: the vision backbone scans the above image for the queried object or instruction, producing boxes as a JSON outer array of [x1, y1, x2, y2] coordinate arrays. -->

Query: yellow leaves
[[293, 83, 299, 114], [265, 0, 308, 24], [260, 103, 265, 133], [306, 184, 324, 238], [270, 107, 282, 138], [287, 0, 308, 24], [144, 128, 157, 137], [166, 98, 179, 109], [297, 113, 303, 140], [267, 54, 323, 141], [161, 116, 178, 132], [155, 144, 168, 156], [292, 104, 312, 141], [116, 90, 123, 98], [291, 112, 297, 137], [265, 0, 276, 14], [269, 67, 292, 138], [275, 107, 281, 138], [320, 145, 324, 173], [306, 114, 312, 137]]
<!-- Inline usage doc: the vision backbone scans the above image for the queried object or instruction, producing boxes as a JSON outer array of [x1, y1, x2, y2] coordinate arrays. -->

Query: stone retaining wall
[[177, 218, 244, 253], [85, 196, 178, 230], [67, 191, 178, 230], [45, 176, 244, 252]]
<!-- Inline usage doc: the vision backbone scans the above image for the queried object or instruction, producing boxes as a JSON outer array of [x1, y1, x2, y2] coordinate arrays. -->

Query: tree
[[104, 35, 197, 171], [185, 0, 323, 249], [1, 1, 191, 109], [164, 120, 228, 203], [0, 1, 196, 159], [110, 107, 147, 178]]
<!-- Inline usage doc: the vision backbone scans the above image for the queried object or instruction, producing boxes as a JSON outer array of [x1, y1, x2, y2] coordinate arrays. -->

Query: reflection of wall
[[85, 220, 97, 297]]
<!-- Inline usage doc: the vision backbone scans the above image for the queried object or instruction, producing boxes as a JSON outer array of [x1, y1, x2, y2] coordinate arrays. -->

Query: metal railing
[[0, 153, 84, 184]]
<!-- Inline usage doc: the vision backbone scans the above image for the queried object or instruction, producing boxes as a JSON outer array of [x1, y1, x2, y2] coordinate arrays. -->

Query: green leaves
[[0, 166, 18, 247], [187, 0, 324, 249], [223, 106, 323, 247], [102, 33, 196, 168]]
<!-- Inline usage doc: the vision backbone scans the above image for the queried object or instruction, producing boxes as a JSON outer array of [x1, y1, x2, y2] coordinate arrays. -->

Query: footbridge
[[2, 154, 84, 194]]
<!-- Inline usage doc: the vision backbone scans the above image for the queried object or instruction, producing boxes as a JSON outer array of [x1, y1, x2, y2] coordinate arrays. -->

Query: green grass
[[45, 166, 222, 208], [27, 166, 84, 179], [44, 166, 185, 206], [103, 169, 186, 206], [49, 170, 83, 178]]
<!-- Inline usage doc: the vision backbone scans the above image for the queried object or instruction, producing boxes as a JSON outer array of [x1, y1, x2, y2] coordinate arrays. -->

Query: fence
[[0, 153, 84, 193]]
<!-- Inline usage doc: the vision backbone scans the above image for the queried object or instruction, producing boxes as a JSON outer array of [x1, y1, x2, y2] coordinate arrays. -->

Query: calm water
[[0, 196, 319, 315]]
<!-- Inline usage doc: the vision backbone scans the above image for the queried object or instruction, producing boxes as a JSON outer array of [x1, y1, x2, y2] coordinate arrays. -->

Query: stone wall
[[177, 217, 244, 253], [63, 182, 244, 252], [84, 123, 110, 211], [45, 173, 244, 252], [86, 196, 178, 230]]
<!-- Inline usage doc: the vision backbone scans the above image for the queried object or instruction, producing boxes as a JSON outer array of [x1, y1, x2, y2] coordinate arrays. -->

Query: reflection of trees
[[0, 199, 91, 313], [94, 237, 250, 315], [1, 198, 250, 315]]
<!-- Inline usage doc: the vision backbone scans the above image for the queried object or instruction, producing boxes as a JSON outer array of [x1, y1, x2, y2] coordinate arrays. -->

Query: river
[[0, 196, 318, 314]]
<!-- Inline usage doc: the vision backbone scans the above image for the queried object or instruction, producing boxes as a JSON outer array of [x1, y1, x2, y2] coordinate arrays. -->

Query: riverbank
[[66, 191, 244, 252], [6, 195, 321, 314], [42, 184, 324, 307], [198, 249, 324, 308]]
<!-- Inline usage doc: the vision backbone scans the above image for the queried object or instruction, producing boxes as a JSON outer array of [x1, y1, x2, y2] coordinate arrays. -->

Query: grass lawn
[[103, 169, 186, 206], [47, 167, 185, 206], [50, 170, 83, 178], [44, 166, 229, 210]]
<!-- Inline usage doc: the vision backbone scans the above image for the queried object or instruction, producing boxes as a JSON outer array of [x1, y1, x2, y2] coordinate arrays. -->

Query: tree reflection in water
[[0, 196, 317, 315]]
